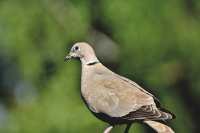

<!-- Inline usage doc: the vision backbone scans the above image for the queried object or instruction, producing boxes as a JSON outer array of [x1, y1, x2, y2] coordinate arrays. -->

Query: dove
[[65, 42, 175, 133]]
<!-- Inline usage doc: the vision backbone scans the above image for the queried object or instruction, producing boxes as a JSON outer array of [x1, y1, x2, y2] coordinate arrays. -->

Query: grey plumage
[[65, 42, 175, 133]]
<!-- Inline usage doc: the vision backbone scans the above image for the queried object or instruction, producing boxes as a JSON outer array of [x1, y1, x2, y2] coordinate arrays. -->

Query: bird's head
[[65, 42, 99, 65]]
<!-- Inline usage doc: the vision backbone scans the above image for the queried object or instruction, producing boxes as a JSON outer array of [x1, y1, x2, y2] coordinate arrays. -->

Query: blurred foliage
[[0, 0, 200, 133]]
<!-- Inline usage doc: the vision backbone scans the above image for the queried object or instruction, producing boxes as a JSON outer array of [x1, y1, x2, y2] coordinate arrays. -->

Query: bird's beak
[[64, 53, 72, 61]]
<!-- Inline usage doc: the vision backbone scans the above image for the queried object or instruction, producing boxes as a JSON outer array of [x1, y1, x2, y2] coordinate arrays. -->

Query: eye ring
[[74, 46, 79, 51]]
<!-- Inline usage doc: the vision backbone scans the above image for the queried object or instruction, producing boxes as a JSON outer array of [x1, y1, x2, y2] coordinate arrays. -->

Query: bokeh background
[[0, 0, 200, 132]]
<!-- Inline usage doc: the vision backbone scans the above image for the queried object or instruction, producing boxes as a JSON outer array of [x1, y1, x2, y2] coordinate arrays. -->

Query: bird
[[65, 42, 175, 133]]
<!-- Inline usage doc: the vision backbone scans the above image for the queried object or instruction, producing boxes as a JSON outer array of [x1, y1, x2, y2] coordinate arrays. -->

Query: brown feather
[[122, 105, 173, 121]]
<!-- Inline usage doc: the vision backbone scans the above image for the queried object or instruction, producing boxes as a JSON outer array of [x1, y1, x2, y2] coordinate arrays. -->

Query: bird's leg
[[124, 123, 132, 133], [103, 125, 113, 133]]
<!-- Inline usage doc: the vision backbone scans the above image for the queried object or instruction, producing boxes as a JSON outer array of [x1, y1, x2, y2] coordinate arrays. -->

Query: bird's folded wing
[[89, 73, 156, 118], [116, 75, 160, 105], [122, 105, 172, 121]]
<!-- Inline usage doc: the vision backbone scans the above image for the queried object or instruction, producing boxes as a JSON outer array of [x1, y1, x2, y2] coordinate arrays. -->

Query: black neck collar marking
[[87, 61, 99, 66]]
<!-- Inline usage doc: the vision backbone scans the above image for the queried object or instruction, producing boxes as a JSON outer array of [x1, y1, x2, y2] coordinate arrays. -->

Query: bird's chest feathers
[[81, 67, 102, 102], [81, 66, 116, 113]]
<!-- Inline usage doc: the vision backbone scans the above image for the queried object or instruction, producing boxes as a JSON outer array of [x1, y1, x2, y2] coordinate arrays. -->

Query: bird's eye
[[74, 46, 79, 51]]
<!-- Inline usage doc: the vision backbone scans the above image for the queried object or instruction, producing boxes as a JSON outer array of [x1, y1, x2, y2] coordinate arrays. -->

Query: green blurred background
[[0, 0, 200, 132]]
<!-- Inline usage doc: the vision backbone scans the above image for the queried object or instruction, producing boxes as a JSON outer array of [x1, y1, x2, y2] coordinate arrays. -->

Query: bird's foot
[[124, 123, 132, 133], [103, 126, 113, 133]]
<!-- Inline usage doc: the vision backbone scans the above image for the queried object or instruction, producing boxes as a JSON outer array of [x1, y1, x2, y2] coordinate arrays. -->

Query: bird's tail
[[157, 109, 175, 120], [144, 120, 175, 133]]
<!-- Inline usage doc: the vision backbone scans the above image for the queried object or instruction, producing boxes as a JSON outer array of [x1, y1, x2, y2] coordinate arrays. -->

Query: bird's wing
[[123, 105, 158, 120], [116, 75, 161, 106], [89, 72, 156, 118], [122, 105, 173, 121]]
